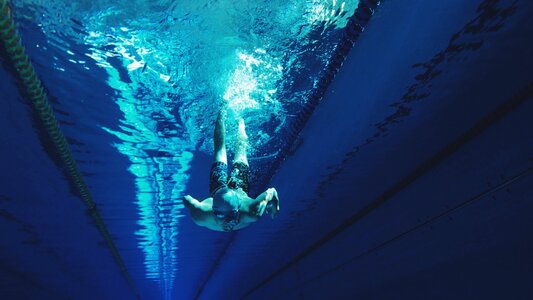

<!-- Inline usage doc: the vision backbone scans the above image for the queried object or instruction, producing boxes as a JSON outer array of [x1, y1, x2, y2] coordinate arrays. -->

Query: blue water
[[3, 0, 359, 299]]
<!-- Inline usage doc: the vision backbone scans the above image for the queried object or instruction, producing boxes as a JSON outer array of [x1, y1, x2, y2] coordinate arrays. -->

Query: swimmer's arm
[[242, 188, 280, 219], [183, 195, 214, 224]]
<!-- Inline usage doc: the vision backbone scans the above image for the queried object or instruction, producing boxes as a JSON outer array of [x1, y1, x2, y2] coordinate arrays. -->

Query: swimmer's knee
[[215, 149, 228, 164], [233, 156, 248, 166]]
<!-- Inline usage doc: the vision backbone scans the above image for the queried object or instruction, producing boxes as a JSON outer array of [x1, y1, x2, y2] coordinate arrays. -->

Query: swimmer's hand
[[265, 188, 280, 219], [182, 195, 196, 210]]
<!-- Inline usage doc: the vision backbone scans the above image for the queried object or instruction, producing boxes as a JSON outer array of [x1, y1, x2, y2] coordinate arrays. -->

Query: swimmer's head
[[212, 188, 241, 231], [213, 187, 240, 211]]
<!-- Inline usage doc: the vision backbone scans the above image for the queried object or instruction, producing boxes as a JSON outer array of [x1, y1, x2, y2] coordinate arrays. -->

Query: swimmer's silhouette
[[183, 109, 280, 232]]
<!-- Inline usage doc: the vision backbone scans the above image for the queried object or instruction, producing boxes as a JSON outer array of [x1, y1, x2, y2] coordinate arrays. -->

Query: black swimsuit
[[209, 161, 250, 196]]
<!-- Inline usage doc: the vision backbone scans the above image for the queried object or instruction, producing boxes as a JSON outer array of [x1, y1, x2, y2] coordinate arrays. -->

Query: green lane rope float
[[0, 1, 141, 298]]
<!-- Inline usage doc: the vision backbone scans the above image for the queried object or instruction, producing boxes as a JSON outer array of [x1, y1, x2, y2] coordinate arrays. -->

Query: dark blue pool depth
[[1, 0, 533, 299]]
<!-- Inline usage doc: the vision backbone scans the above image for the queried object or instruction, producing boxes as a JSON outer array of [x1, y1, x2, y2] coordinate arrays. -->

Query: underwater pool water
[[4, 0, 360, 298]]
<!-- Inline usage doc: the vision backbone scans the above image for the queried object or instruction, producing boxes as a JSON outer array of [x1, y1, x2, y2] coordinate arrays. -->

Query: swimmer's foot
[[218, 108, 228, 122], [238, 118, 248, 141]]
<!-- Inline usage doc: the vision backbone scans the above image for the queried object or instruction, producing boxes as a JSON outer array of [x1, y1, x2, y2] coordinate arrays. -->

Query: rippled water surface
[[11, 0, 359, 298]]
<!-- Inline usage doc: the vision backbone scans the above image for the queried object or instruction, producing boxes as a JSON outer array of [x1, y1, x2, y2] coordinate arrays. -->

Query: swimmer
[[183, 108, 280, 232]]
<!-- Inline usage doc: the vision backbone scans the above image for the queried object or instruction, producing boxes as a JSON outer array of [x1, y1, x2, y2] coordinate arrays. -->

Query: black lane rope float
[[0, 1, 141, 298], [255, 0, 380, 191]]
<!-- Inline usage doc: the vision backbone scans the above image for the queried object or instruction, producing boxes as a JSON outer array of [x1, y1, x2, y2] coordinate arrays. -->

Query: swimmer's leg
[[234, 118, 248, 166], [214, 109, 227, 164], [228, 118, 250, 193]]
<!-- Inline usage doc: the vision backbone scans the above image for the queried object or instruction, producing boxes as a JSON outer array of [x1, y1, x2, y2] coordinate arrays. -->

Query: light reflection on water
[[13, 0, 359, 298]]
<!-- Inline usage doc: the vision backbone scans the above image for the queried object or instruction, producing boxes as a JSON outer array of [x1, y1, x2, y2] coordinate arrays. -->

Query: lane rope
[[254, 0, 381, 192], [0, 1, 141, 298]]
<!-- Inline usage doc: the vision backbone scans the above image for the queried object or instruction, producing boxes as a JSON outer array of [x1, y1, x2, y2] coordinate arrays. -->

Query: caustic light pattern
[[12, 0, 359, 297]]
